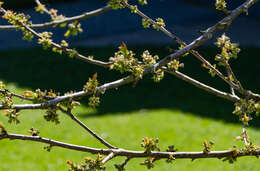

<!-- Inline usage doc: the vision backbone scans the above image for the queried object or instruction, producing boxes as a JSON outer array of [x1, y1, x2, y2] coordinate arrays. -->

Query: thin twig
[[120, 157, 132, 169], [0, 89, 33, 101], [227, 71, 236, 95], [163, 67, 240, 102], [58, 107, 117, 149], [224, 61, 245, 94]]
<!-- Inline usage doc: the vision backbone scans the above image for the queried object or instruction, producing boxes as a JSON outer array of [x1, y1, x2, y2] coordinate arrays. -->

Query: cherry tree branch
[[0, 6, 111, 30], [0, 67, 241, 111], [0, 133, 259, 160]]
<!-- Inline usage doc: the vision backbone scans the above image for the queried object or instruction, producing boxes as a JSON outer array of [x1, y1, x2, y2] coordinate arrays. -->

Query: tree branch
[[0, 89, 33, 101], [0, 6, 111, 30], [0, 75, 134, 110], [58, 107, 117, 149], [102, 152, 115, 164], [0, 133, 259, 160], [163, 67, 240, 102]]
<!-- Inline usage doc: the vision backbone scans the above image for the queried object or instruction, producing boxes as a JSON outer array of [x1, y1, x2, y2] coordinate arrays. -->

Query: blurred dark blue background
[[0, 0, 259, 50]]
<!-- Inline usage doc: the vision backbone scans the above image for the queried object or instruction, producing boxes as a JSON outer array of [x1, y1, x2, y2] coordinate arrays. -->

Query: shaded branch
[[224, 61, 244, 94], [163, 67, 240, 102]]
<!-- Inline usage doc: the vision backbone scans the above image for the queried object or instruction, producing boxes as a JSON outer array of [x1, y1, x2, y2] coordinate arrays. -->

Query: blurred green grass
[[0, 46, 259, 170]]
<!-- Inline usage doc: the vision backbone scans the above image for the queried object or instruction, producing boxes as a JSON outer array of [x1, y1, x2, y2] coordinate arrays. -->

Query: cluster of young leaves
[[67, 154, 105, 171], [141, 137, 160, 154], [165, 145, 177, 163], [24, 89, 56, 103], [233, 99, 260, 125], [108, 0, 148, 10], [109, 43, 144, 80], [44, 107, 60, 124], [152, 69, 164, 83], [23, 89, 62, 124], [215, 34, 240, 66], [167, 59, 184, 71], [202, 140, 214, 154], [222, 144, 259, 164], [140, 157, 156, 169], [129, 0, 148, 13], [35, 3, 66, 26], [107, 0, 127, 10], [38, 32, 53, 49], [28, 127, 40, 136], [109, 44, 166, 82], [222, 146, 239, 164], [139, 142, 176, 169], [0, 82, 20, 124], [83, 73, 100, 108], [142, 18, 165, 31], [203, 34, 240, 78], [141, 50, 165, 82], [52, 40, 69, 54], [2, 10, 34, 41], [140, 137, 160, 168], [240, 143, 260, 156], [215, 0, 227, 11], [64, 22, 83, 37]]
